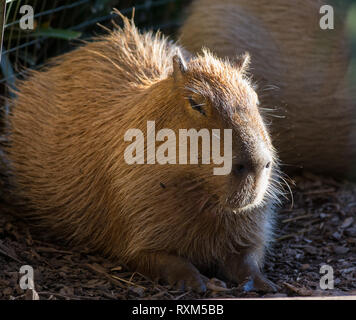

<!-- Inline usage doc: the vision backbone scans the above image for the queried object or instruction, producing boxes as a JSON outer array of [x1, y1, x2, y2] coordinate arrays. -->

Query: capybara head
[[158, 50, 277, 214]]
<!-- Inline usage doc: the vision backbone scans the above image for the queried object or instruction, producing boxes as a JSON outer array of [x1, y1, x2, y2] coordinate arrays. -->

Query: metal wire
[[0, 0, 188, 87], [4, 0, 91, 28]]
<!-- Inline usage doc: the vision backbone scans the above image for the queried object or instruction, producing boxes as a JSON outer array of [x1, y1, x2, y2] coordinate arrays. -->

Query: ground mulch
[[0, 171, 355, 300]]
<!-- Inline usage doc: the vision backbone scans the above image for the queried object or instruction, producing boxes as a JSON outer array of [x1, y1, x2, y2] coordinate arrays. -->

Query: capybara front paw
[[243, 275, 278, 293], [168, 273, 206, 293], [219, 251, 277, 293], [253, 274, 278, 293], [166, 265, 206, 293], [138, 253, 207, 293]]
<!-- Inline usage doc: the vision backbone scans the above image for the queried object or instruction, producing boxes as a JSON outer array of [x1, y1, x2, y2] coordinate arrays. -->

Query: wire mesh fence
[[0, 0, 190, 97]]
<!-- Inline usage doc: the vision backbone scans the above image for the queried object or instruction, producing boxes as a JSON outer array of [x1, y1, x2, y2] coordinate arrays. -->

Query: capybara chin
[[6, 13, 280, 292], [179, 0, 356, 179]]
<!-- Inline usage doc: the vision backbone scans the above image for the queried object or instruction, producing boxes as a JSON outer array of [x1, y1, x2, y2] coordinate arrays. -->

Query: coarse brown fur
[[179, 0, 356, 178], [5, 13, 281, 292]]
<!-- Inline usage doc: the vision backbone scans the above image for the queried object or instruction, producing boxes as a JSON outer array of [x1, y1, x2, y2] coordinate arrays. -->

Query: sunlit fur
[[179, 0, 356, 178], [6, 14, 282, 281]]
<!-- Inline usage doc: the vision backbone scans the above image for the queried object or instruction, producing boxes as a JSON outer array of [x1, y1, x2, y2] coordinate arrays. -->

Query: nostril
[[233, 163, 246, 176], [237, 164, 245, 172], [265, 161, 271, 169]]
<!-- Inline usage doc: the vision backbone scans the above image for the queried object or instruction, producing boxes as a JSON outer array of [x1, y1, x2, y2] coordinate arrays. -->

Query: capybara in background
[[5, 13, 281, 292], [179, 0, 356, 178]]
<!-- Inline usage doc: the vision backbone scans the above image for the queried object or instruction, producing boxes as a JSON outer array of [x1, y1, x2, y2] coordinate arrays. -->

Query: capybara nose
[[232, 163, 248, 177], [232, 159, 271, 178]]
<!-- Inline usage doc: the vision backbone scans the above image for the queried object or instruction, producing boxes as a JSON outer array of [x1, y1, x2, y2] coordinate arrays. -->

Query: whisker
[[278, 176, 294, 209]]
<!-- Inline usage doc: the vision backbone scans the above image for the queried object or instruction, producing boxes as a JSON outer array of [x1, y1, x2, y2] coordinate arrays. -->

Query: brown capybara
[[6, 13, 281, 292], [179, 0, 356, 179]]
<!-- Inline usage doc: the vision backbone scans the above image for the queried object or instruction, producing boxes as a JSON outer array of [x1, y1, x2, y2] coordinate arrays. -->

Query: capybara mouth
[[224, 187, 267, 213], [233, 201, 263, 213]]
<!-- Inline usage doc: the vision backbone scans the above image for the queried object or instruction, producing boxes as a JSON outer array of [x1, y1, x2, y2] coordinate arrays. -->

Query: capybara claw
[[169, 272, 206, 293], [243, 276, 278, 293]]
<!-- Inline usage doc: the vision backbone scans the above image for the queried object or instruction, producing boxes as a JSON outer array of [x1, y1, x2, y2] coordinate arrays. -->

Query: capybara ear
[[235, 52, 251, 74], [172, 52, 187, 82]]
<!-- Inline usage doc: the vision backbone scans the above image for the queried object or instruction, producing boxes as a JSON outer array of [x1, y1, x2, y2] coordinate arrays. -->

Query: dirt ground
[[0, 171, 355, 300]]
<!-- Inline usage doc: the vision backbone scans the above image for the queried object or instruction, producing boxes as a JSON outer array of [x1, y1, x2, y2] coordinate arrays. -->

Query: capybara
[[179, 0, 356, 178], [6, 13, 281, 292]]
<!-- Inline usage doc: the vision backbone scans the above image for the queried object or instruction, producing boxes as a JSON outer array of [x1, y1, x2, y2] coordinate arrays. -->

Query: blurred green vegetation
[[2, 0, 190, 71], [0, 0, 191, 101]]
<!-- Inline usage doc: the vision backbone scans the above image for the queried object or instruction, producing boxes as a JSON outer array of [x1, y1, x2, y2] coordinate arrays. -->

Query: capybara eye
[[188, 97, 206, 116]]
